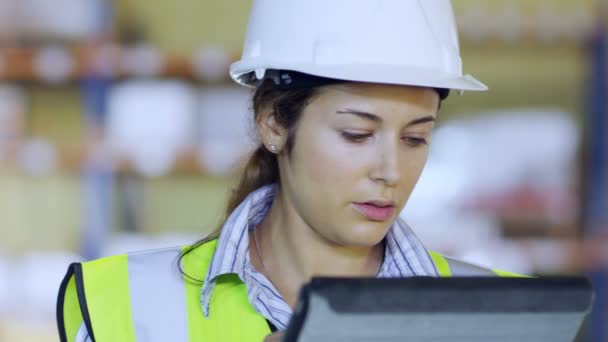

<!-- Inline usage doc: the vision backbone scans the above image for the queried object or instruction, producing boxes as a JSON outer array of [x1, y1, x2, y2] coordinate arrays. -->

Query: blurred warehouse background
[[0, 0, 607, 341]]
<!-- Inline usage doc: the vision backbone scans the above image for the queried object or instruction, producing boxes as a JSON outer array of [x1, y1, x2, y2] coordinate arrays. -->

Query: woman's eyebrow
[[336, 109, 381, 123], [336, 108, 436, 126], [407, 116, 436, 126]]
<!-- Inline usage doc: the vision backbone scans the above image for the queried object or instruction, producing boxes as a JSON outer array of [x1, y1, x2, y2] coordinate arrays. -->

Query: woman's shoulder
[[428, 251, 527, 277], [82, 239, 219, 267], [57, 240, 220, 341], [61, 240, 220, 293], [84, 240, 220, 280]]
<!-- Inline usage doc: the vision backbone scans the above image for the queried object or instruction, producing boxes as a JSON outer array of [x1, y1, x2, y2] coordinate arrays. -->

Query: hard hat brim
[[230, 61, 488, 92]]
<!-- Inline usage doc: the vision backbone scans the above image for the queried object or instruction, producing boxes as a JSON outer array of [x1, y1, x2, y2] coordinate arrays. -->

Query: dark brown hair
[[178, 80, 320, 280]]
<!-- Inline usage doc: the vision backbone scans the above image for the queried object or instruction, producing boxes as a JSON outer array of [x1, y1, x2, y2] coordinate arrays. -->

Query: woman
[[57, 1, 514, 341]]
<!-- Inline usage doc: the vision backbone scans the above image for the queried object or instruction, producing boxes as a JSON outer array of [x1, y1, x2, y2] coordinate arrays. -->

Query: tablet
[[282, 277, 593, 342]]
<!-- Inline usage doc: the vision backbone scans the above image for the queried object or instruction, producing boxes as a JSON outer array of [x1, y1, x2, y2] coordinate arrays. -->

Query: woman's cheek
[[301, 133, 366, 184]]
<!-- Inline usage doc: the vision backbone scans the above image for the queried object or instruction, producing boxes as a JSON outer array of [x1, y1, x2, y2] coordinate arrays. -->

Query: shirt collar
[[200, 184, 275, 318]]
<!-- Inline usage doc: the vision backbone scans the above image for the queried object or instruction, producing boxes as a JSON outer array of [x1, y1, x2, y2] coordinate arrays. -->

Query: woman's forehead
[[314, 83, 440, 115]]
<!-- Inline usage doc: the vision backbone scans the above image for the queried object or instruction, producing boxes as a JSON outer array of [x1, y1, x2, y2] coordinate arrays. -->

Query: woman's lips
[[352, 202, 395, 221]]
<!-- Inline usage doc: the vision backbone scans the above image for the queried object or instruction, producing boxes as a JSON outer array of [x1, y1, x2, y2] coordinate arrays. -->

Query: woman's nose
[[369, 143, 401, 186]]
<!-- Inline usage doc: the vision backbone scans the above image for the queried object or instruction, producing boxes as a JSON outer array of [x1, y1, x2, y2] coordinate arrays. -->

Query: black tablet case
[[283, 277, 593, 342]]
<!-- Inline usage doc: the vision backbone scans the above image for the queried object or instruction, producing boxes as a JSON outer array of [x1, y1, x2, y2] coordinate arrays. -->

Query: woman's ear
[[256, 107, 287, 153]]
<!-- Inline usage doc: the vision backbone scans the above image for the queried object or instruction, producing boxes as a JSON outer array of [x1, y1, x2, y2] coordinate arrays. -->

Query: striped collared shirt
[[200, 184, 438, 330]]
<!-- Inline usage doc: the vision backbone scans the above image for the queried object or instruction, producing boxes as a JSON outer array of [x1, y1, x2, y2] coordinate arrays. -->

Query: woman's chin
[[339, 223, 389, 247]]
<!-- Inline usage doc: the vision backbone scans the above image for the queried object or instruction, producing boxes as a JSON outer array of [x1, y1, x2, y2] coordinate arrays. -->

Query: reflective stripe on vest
[[60, 244, 523, 341], [128, 248, 189, 341]]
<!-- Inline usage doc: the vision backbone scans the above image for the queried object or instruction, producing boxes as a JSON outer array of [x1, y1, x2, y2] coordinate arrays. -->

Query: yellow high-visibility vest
[[57, 240, 521, 342]]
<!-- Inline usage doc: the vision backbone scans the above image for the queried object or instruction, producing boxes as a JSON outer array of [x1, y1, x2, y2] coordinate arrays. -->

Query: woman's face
[[277, 82, 439, 247]]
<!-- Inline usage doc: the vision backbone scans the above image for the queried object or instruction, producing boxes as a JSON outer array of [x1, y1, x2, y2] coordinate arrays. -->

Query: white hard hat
[[230, 0, 487, 94]]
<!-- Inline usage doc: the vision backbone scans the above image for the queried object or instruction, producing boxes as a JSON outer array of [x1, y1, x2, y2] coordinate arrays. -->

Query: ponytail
[[178, 80, 319, 281]]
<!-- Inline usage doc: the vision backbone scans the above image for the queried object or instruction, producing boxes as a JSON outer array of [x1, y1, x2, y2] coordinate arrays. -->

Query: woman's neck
[[250, 189, 385, 308]]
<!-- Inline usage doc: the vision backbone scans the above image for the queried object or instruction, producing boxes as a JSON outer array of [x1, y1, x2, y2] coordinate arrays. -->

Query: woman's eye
[[341, 131, 372, 143], [404, 136, 428, 147]]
